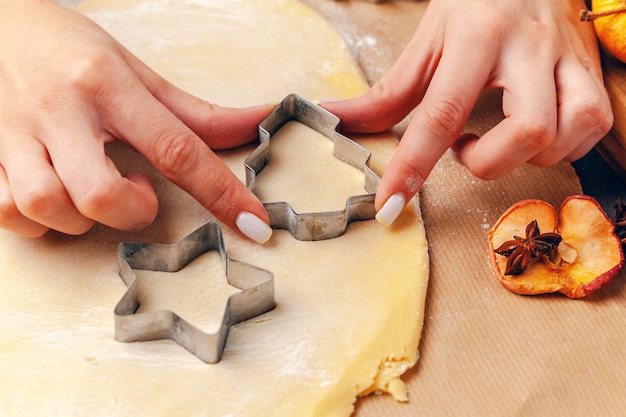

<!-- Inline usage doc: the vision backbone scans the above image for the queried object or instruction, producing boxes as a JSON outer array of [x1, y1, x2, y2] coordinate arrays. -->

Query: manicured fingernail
[[236, 212, 273, 244], [375, 193, 406, 227]]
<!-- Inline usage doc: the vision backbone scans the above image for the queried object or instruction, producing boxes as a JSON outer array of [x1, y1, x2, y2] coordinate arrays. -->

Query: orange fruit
[[589, 0, 626, 63]]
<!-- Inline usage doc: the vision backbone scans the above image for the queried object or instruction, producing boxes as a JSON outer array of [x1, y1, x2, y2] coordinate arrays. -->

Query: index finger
[[375, 42, 494, 226], [100, 74, 273, 243]]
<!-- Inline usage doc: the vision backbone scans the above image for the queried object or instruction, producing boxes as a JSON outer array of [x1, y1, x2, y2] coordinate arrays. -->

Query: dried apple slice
[[488, 195, 624, 298]]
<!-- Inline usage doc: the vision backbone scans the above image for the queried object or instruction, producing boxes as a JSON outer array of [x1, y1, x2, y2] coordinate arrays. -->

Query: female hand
[[323, 0, 612, 226], [0, 0, 273, 243]]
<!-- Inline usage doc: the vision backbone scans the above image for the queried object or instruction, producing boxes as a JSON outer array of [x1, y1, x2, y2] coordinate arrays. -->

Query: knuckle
[[73, 179, 119, 219], [15, 183, 61, 219], [204, 178, 238, 219], [0, 194, 21, 226], [23, 49, 124, 114], [74, 176, 158, 232], [475, 15, 507, 43], [515, 115, 555, 150], [526, 19, 556, 43], [152, 130, 199, 180], [572, 96, 614, 136], [68, 49, 123, 97], [423, 96, 467, 139]]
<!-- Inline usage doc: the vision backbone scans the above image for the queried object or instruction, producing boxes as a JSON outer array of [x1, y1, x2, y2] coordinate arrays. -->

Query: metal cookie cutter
[[114, 222, 275, 364], [244, 94, 381, 241]]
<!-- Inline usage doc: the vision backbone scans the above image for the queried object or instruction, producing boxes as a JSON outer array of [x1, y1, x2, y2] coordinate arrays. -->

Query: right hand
[[323, 0, 612, 227]]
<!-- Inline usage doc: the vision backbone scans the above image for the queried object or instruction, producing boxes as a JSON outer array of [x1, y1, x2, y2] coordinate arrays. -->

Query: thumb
[[194, 103, 276, 150]]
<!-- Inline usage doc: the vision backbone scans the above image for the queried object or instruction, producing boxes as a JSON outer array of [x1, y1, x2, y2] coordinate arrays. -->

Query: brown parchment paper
[[301, 1, 626, 416]]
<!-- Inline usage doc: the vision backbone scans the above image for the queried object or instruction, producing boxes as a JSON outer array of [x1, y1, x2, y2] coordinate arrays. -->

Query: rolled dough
[[0, 1, 429, 416]]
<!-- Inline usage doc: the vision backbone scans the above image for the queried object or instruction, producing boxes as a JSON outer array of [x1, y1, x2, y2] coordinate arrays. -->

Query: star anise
[[494, 219, 562, 276]]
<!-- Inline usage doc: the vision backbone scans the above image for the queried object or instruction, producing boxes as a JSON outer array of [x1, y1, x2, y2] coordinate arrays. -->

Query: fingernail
[[236, 211, 273, 244], [375, 193, 406, 227]]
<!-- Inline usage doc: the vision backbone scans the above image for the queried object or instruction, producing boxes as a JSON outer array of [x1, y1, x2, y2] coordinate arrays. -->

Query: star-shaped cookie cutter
[[244, 94, 381, 241], [114, 222, 275, 364]]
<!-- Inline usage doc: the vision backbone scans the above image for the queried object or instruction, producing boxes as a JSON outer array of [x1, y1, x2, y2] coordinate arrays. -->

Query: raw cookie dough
[[0, 1, 429, 416], [253, 121, 368, 212]]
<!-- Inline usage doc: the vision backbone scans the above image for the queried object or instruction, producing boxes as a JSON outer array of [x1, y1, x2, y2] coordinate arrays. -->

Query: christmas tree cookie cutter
[[244, 94, 381, 241], [114, 222, 275, 364]]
